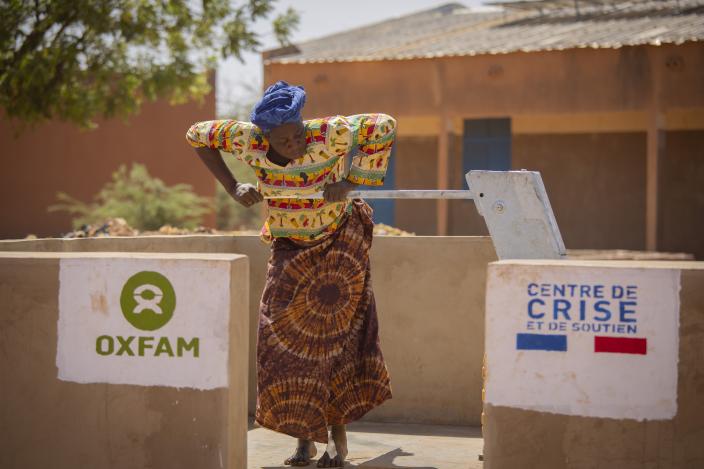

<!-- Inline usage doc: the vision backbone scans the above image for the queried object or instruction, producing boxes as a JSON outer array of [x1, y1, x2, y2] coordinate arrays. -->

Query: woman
[[186, 81, 394, 467]]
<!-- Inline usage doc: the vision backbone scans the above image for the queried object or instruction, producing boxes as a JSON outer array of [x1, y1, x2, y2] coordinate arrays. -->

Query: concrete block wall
[[0, 235, 496, 426], [482, 260, 704, 469], [0, 252, 249, 469]]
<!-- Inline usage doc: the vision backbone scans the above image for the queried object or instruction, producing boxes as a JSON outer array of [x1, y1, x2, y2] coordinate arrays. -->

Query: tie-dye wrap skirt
[[255, 200, 392, 443]]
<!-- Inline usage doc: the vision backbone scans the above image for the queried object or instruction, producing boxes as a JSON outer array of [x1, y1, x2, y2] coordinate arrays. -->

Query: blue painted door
[[366, 145, 396, 225], [462, 118, 511, 177]]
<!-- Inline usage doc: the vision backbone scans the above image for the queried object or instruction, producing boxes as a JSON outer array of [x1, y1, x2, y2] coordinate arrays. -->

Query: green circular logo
[[120, 271, 176, 331]]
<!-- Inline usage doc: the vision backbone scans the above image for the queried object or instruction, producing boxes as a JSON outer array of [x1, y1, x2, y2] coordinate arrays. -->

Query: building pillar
[[433, 60, 450, 236], [437, 114, 451, 235], [646, 47, 664, 251]]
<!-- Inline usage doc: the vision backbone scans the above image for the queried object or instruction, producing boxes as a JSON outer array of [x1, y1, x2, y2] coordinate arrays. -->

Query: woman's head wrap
[[249, 81, 306, 132]]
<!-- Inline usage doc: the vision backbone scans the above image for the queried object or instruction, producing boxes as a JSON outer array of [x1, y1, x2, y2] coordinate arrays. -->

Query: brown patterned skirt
[[254, 200, 392, 443]]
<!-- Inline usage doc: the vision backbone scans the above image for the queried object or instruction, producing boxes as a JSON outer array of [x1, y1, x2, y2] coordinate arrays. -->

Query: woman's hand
[[323, 180, 358, 203], [229, 183, 263, 207]]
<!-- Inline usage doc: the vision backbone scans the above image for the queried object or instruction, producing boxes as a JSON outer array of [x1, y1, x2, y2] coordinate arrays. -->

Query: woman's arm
[[320, 114, 396, 202], [322, 179, 358, 202], [187, 120, 263, 207], [194, 146, 263, 207], [346, 114, 396, 186]]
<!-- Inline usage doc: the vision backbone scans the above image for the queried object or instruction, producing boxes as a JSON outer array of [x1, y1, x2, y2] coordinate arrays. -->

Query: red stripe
[[594, 336, 647, 355]]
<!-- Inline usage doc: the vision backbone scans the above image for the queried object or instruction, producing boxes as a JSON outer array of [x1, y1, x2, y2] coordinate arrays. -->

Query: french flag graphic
[[516, 333, 567, 352], [516, 333, 649, 355], [594, 336, 647, 355]]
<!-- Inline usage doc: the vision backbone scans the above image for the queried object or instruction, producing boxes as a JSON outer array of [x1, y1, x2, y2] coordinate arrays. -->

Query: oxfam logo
[[120, 271, 176, 331]]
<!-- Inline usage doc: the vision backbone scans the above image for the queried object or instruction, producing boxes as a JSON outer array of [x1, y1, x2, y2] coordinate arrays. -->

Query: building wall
[[393, 136, 438, 235], [0, 235, 497, 426], [265, 43, 704, 257], [265, 43, 704, 118], [0, 88, 216, 240], [660, 130, 704, 259], [513, 132, 647, 250]]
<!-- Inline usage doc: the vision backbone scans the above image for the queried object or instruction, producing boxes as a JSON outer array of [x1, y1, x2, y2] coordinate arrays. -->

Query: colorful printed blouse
[[186, 114, 396, 242]]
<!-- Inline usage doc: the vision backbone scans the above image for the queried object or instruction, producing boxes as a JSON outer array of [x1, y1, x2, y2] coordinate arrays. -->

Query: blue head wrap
[[249, 81, 306, 133]]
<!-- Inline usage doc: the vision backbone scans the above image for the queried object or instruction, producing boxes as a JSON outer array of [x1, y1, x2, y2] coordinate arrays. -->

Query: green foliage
[[272, 7, 299, 46], [0, 0, 299, 128], [49, 163, 211, 230]]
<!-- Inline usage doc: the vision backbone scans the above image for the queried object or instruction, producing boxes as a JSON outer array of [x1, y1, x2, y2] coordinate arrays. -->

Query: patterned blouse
[[186, 114, 396, 242]]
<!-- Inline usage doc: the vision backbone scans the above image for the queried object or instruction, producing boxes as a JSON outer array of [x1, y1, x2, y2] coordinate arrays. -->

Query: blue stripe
[[516, 333, 567, 352]]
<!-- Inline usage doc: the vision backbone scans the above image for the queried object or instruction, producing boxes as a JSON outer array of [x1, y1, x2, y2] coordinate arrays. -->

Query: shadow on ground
[[251, 417, 483, 469], [262, 447, 439, 468], [347, 420, 482, 439], [355, 447, 439, 468]]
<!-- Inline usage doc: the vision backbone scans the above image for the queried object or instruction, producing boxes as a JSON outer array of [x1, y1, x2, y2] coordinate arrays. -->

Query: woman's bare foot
[[316, 425, 348, 468], [285, 438, 317, 466]]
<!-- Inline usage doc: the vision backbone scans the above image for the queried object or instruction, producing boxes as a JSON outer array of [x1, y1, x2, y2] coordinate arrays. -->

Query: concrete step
[[248, 419, 484, 469]]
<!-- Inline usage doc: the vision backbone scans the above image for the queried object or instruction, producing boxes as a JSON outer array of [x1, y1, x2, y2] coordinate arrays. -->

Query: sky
[[217, 0, 486, 116]]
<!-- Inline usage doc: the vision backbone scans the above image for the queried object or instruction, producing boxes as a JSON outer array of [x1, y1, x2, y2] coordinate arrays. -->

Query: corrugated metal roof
[[264, 0, 704, 64]]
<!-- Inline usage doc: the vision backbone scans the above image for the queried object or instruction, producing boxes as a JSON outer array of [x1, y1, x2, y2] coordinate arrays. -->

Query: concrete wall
[[0, 87, 216, 240], [0, 252, 249, 469], [0, 235, 496, 426], [482, 260, 704, 469]]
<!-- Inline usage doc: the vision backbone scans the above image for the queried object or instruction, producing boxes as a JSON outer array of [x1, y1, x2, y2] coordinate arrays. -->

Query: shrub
[[49, 163, 211, 231]]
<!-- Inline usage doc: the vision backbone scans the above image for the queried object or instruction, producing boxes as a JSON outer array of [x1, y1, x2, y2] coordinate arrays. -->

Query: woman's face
[[268, 121, 307, 160]]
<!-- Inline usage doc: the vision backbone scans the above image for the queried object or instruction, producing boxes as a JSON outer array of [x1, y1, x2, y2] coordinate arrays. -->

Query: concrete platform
[[248, 419, 484, 469]]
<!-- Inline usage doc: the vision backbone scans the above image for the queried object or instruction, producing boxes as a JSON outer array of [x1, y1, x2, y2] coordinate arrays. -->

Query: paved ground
[[248, 420, 484, 469]]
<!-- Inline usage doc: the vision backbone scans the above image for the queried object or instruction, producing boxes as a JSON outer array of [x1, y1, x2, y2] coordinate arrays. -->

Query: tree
[[0, 0, 298, 128]]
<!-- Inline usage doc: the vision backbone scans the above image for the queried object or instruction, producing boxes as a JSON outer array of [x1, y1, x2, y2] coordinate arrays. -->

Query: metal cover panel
[[467, 170, 566, 259]]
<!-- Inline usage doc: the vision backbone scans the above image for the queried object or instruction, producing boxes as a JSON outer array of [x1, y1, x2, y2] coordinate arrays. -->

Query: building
[[263, 0, 704, 258]]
